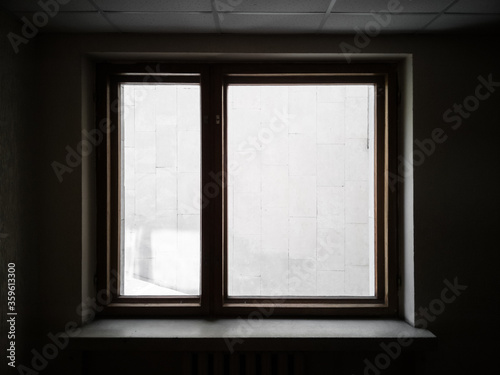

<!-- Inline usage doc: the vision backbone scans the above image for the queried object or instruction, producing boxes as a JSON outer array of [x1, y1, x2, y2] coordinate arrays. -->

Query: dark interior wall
[[0, 10, 40, 370], [409, 37, 500, 373], [3, 27, 499, 373]]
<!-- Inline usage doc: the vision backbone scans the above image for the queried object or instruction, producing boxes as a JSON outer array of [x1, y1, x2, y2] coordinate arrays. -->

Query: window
[[96, 63, 398, 316], [121, 82, 202, 297]]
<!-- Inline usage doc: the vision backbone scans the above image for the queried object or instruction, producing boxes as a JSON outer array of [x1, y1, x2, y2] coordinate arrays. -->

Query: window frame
[[96, 63, 211, 316], [96, 62, 399, 317]]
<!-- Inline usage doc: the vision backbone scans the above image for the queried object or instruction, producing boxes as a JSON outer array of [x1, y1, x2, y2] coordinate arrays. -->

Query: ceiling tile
[[424, 14, 500, 31], [323, 13, 435, 33], [14, 12, 115, 33], [331, 0, 453, 13], [446, 0, 500, 14], [1, 0, 95, 12], [219, 14, 323, 33], [217, 0, 331, 13], [106, 12, 216, 33], [93, 0, 212, 12]]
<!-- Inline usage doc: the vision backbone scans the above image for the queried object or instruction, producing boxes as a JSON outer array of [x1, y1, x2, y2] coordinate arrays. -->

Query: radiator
[[183, 352, 305, 375]]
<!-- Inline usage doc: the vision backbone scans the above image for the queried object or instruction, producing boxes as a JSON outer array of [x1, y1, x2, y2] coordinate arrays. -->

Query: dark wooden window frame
[[96, 62, 399, 317]]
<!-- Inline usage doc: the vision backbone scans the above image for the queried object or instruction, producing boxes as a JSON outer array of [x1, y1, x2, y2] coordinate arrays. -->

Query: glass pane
[[121, 83, 201, 296], [227, 84, 375, 297]]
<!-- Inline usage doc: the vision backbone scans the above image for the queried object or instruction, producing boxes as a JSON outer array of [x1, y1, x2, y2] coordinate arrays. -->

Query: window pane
[[227, 84, 375, 297], [121, 84, 201, 296]]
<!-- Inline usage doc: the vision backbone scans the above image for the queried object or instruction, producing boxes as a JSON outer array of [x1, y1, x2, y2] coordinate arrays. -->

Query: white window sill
[[74, 319, 436, 351]]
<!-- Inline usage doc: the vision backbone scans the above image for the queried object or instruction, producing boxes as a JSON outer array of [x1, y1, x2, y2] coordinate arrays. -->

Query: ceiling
[[1, 0, 500, 34]]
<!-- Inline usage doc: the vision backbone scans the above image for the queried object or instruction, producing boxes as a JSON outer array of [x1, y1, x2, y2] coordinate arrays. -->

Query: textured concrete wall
[[122, 84, 202, 295], [227, 85, 375, 297]]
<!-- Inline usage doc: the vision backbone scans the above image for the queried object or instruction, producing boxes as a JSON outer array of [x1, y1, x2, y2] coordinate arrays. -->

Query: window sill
[[74, 319, 436, 352]]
